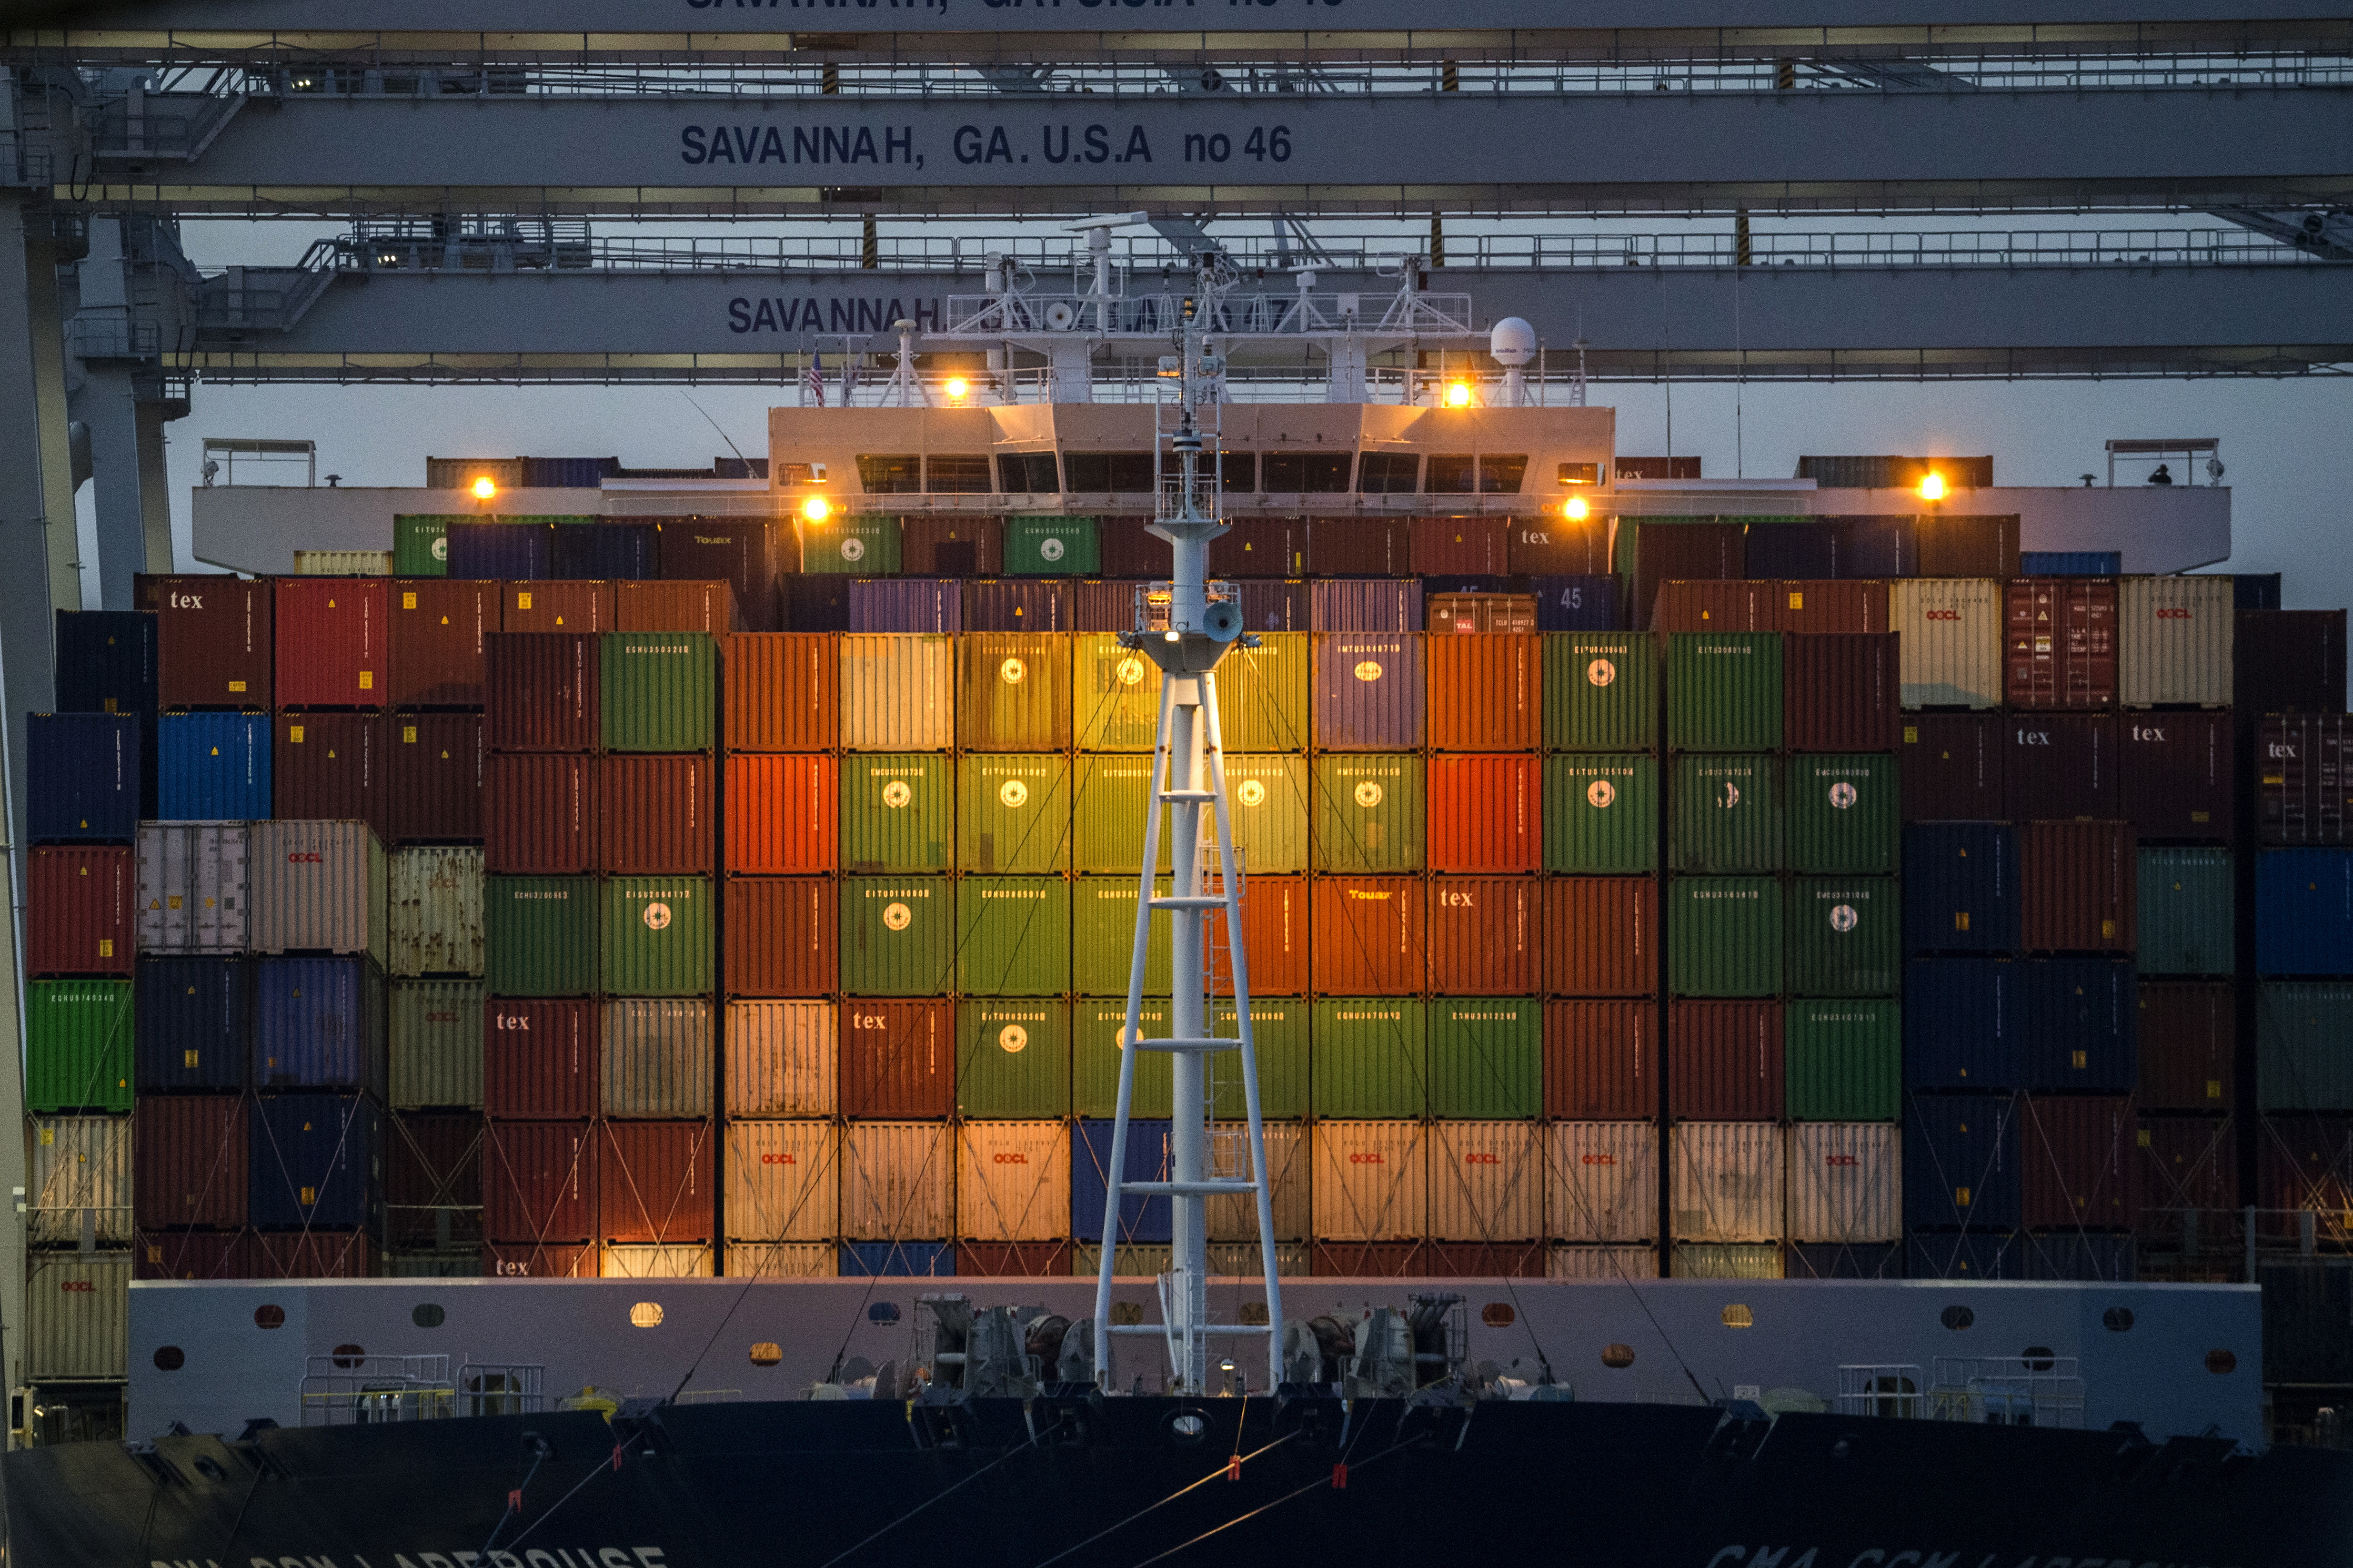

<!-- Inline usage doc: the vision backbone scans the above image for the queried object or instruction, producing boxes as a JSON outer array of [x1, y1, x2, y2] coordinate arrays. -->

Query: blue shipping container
[[1310, 579, 1423, 633], [2233, 573, 2282, 611], [549, 521, 656, 580], [446, 522, 551, 581], [2017, 1231, 2135, 1281], [1841, 517, 1918, 580], [1904, 957, 2023, 1092], [1419, 575, 1525, 598], [2019, 552, 2121, 577], [29, 713, 145, 843], [1744, 520, 1848, 581], [1784, 1241, 1902, 1279], [254, 956, 385, 1091], [1902, 823, 2020, 954], [839, 1241, 956, 1277], [135, 955, 252, 1092], [1904, 1229, 2020, 1280], [55, 610, 157, 715], [1902, 1094, 2022, 1233], [156, 712, 272, 821], [2256, 848, 2353, 977], [1072, 1119, 1172, 1245], [1312, 634, 1425, 749], [519, 457, 612, 489], [2020, 957, 2136, 1093], [851, 579, 962, 634], [1531, 575, 1620, 632], [249, 1092, 379, 1229]]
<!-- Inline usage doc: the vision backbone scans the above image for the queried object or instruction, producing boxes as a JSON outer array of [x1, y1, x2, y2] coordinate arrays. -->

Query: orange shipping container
[[388, 579, 494, 708], [485, 752, 595, 874], [1425, 635, 1539, 752], [1784, 633, 1901, 753], [1210, 874, 1309, 998], [1543, 877, 1657, 996], [616, 580, 738, 634], [1427, 755, 1541, 872], [838, 998, 953, 1117], [1543, 999, 1659, 1118], [597, 754, 713, 874], [27, 845, 133, 977], [502, 580, 617, 633], [1766, 580, 1888, 634], [725, 877, 838, 997], [1428, 876, 1539, 994], [1311, 876, 1425, 996], [723, 754, 838, 874], [724, 634, 838, 752]]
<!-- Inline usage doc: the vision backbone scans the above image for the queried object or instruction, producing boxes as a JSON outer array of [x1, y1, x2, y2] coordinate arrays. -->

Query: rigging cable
[[1029, 1430, 1299, 1568]]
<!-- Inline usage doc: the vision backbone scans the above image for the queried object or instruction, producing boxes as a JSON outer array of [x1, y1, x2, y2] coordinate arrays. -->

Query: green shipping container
[[1667, 877, 1783, 997], [2138, 848, 2235, 976], [1544, 633, 1657, 752], [798, 514, 902, 575], [1220, 633, 1311, 753], [1223, 754, 1310, 875], [1075, 997, 1175, 1117], [839, 876, 953, 996], [956, 876, 1072, 995], [840, 753, 953, 873], [1785, 998, 1902, 1120], [1542, 753, 1657, 874], [392, 515, 456, 577], [1667, 632, 1782, 752], [1210, 999, 1310, 1119], [601, 876, 713, 996], [1785, 753, 1901, 875], [485, 876, 597, 996], [1427, 997, 1542, 1118], [958, 753, 1073, 873], [958, 633, 1072, 751], [1313, 753, 1425, 874], [1786, 878, 1899, 997], [1075, 633, 1164, 751], [957, 1000, 1072, 1118], [1074, 755, 1172, 874], [25, 980, 133, 1114], [1311, 998, 1427, 1118], [1072, 877, 1171, 995], [1670, 754, 1782, 874], [1006, 514, 1101, 576], [600, 632, 716, 752], [2257, 983, 2353, 1111]]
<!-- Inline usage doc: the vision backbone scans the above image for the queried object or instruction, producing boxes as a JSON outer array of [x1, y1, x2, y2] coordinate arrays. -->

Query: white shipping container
[[27, 1253, 129, 1380], [250, 820, 387, 964], [1310, 1120, 1427, 1242], [726, 1242, 838, 1278], [1672, 1122, 1786, 1242], [1074, 1243, 1173, 1277], [725, 1000, 836, 1117], [26, 1115, 132, 1247], [1785, 1121, 1902, 1244], [722, 1120, 838, 1242], [601, 999, 715, 1118], [1545, 1122, 1659, 1243], [2119, 574, 2234, 707], [602, 1243, 714, 1278], [1546, 1244, 1660, 1281], [840, 634, 954, 751], [136, 821, 248, 954], [1208, 1121, 1309, 1241], [840, 1121, 952, 1240], [956, 1120, 1072, 1242], [1429, 1120, 1543, 1241], [293, 549, 393, 575], [1206, 1241, 1312, 1278], [389, 979, 485, 1111], [388, 846, 484, 977], [1892, 578, 2003, 710]]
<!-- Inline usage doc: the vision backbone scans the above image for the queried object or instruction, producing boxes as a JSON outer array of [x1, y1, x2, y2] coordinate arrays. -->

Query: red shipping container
[[1427, 756, 1542, 872], [723, 634, 838, 752], [1095, 517, 1162, 580], [957, 1241, 1073, 1277], [387, 579, 494, 708], [1915, 514, 2020, 580], [27, 845, 133, 976], [1623, 522, 1744, 632], [1544, 998, 1660, 1119], [839, 998, 953, 1117], [1210, 516, 1306, 579], [252, 1229, 380, 1279], [275, 578, 389, 710], [658, 519, 783, 632], [385, 1111, 484, 1247], [484, 1119, 598, 1243], [137, 573, 273, 710], [389, 712, 484, 844], [1505, 515, 1611, 577], [1426, 636, 1539, 753], [1311, 876, 1426, 996], [1306, 517, 1414, 578], [599, 1119, 715, 1244], [725, 877, 839, 997], [2236, 610, 2346, 715], [137, 1228, 255, 1281], [486, 633, 599, 753], [902, 515, 1004, 578], [1901, 714, 2005, 822], [1311, 1241, 1426, 1277], [1768, 580, 1889, 634], [597, 754, 713, 874], [1210, 873, 1309, 999], [274, 713, 388, 838], [1651, 580, 1769, 633], [2020, 820, 2136, 952], [1784, 633, 1899, 753], [2019, 1095, 2139, 1230], [2257, 1115, 2353, 1215], [2137, 981, 2234, 1113], [2120, 712, 2233, 844], [133, 1093, 249, 1231], [1427, 876, 1539, 994], [2260, 714, 2353, 845], [1410, 516, 1511, 576], [502, 580, 616, 634], [1543, 877, 1656, 997], [723, 754, 837, 874], [485, 753, 595, 874], [2005, 579, 2118, 710], [1423, 1241, 1544, 1277], [616, 580, 738, 634], [2004, 712, 2119, 822], [484, 998, 598, 1119], [1667, 1000, 1783, 1120], [484, 1240, 597, 1278], [2137, 1115, 2236, 1212]]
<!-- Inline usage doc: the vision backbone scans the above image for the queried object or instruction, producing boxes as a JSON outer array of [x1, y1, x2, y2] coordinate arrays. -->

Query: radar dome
[[1490, 317, 1537, 367]]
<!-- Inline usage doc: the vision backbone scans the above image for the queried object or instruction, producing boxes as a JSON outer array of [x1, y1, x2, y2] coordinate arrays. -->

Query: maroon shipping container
[[486, 633, 599, 753], [615, 580, 739, 634], [133, 1093, 249, 1231], [2137, 980, 2235, 1112], [2137, 1115, 2236, 1212], [485, 752, 595, 874], [1427, 876, 1538, 994], [1089, 518, 1155, 580], [385, 1111, 484, 1247], [2020, 820, 2136, 952], [1667, 1000, 1783, 1120], [1543, 877, 1656, 997], [27, 845, 133, 977], [1410, 515, 1511, 576], [957, 1241, 1073, 1277], [2005, 579, 2117, 710], [902, 515, 1005, 578], [1311, 1241, 1426, 1277], [2004, 712, 2119, 822], [502, 580, 616, 634], [275, 578, 389, 710], [252, 1229, 380, 1279], [1915, 514, 2020, 580], [137, 1228, 256, 1281], [1624, 522, 1744, 632], [1768, 580, 1889, 634], [1651, 580, 1769, 633], [725, 877, 839, 997], [2020, 1095, 2139, 1230], [484, 998, 598, 1119], [657, 519, 782, 632], [485, 1240, 597, 1278], [136, 574, 273, 710], [722, 633, 837, 753], [389, 713, 485, 843], [388, 579, 494, 708], [2258, 1115, 2353, 1215], [1784, 633, 1899, 753], [1210, 517, 1306, 579], [597, 754, 713, 874], [1543, 998, 1660, 1119], [1209, 873, 1309, 999], [484, 1119, 598, 1243], [1073, 580, 1147, 633], [1427, 757, 1542, 873], [1238, 581, 1311, 634], [1306, 517, 1414, 578], [839, 998, 953, 1118], [274, 713, 388, 838], [1901, 714, 2005, 822], [2259, 715, 2352, 845], [1505, 515, 1610, 577], [1424, 1241, 1545, 1276], [1426, 636, 1539, 753], [2119, 712, 2233, 844], [599, 1119, 715, 1244], [2236, 610, 2347, 715], [1310, 877, 1426, 996]]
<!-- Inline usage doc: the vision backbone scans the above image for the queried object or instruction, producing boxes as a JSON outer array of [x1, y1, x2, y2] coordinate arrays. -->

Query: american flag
[[802, 352, 826, 407]]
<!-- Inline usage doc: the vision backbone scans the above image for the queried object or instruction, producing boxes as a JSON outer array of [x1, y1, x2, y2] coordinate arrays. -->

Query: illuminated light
[[1445, 382, 1473, 408], [470, 477, 497, 501], [944, 376, 969, 400], [1164, 630, 1182, 642], [1565, 497, 1590, 521], [1918, 471, 1946, 501], [801, 495, 831, 524], [629, 1301, 664, 1328]]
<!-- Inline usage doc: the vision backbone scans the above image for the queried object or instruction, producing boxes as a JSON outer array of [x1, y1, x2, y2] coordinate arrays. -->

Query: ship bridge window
[[776, 461, 824, 484], [1358, 452, 1420, 494], [1480, 455, 1529, 493], [1219, 452, 1256, 493], [1065, 451, 1157, 492], [855, 454, 922, 494], [1427, 453, 1476, 493], [997, 452, 1060, 493], [1558, 461, 1601, 486], [1262, 451, 1352, 493], [924, 454, 992, 494]]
